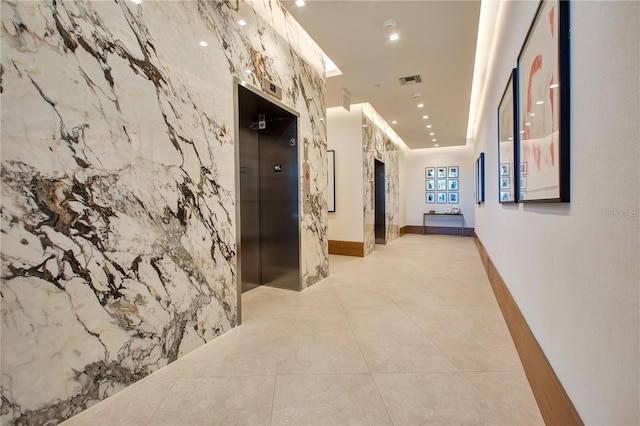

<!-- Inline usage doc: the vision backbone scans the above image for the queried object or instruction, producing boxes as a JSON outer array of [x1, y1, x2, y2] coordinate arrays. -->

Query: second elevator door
[[238, 85, 300, 293]]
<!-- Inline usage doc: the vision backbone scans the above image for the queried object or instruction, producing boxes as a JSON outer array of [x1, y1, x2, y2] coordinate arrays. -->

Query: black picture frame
[[475, 152, 485, 204], [498, 68, 519, 204], [516, 0, 570, 202], [327, 150, 336, 212]]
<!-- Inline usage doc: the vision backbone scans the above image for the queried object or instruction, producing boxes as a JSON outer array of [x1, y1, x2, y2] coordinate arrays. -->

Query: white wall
[[474, 2, 639, 424], [327, 105, 364, 242], [405, 146, 476, 228]]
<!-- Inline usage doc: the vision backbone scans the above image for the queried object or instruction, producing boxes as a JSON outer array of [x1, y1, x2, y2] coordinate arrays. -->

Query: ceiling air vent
[[399, 75, 422, 85]]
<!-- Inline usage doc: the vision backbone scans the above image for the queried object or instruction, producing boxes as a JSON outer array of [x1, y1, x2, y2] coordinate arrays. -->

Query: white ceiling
[[281, 0, 481, 150]]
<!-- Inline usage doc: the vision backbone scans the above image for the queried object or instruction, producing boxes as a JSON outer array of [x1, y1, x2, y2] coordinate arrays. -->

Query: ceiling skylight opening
[[325, 57, 343, 78], [238, 19, 247, 26], [295, 0, 306, 7]]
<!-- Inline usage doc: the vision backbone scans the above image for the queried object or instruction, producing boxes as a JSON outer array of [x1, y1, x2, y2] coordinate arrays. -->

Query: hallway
[[64, 235, 542, 425]]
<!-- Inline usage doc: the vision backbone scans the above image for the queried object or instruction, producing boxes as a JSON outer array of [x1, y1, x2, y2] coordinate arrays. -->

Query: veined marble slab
[[361, 109, 402, 252], [0, 1, 327, 424]]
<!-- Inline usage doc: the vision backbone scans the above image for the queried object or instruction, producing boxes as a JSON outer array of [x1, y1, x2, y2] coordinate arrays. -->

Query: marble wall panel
[[362, 116, 376, 255], [0, 1, 327, 424], [384, 137, 400, 242]]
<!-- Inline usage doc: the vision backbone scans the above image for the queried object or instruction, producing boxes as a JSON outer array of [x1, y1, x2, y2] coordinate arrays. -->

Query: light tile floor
[[64, 235, 543, 425]]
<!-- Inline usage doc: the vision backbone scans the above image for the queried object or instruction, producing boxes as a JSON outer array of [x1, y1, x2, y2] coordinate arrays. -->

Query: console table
[[422, 213, 465, 237]]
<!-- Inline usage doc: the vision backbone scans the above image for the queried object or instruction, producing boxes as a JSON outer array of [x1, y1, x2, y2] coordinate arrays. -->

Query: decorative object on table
[[475, 152, 485, 204], [517, 0, 570, 202], [444, 207, 452, 214], [451, 205, 460, 214], [327, 150, 336, 212], [429, 210, 436, 214], [498, 68, 518, 203]]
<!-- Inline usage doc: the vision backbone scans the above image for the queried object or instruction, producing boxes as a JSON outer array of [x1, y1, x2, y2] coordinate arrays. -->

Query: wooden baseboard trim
[[474, 235, 583, 426], [400, 225, 474, 237], [328, 240, 364, 257]]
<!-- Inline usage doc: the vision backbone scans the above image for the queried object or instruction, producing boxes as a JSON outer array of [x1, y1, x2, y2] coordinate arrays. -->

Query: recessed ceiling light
[[363, 124, 368, 128], [429, 132, 435, 136], [392, 120, 397, 124], [198, 41, 208, 47], [295, 0, 306, 7], [130, 0, 142, 4], [508, 137, 513, 140], [389, 33, 399, 41], [245, 69, 252, 74], [417, 103, 424, 108], [382, 19, 397, 29], [536, 100, 544, 105], [432, 139, 437, 142], [426, 125, 432, 129], [238, 19, 247, 26], [434, 144, 439, 147], [520, 130, 526, 134], [550, 84, 559, 89], [525, 122, 531, 126], [530, 113, 536, 117], [422, 115, 428, 119]]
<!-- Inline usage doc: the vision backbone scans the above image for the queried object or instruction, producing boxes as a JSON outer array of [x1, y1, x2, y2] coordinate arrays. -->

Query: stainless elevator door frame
[[233, 79, 302, 325]]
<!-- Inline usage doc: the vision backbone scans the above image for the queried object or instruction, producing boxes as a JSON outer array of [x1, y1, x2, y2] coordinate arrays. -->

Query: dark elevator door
[[238, 85, 300, 293], [375, 159, 386, 244]]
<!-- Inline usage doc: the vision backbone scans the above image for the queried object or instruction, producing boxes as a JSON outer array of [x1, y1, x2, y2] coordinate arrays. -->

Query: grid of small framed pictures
[[425, 166, 459, 204]]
